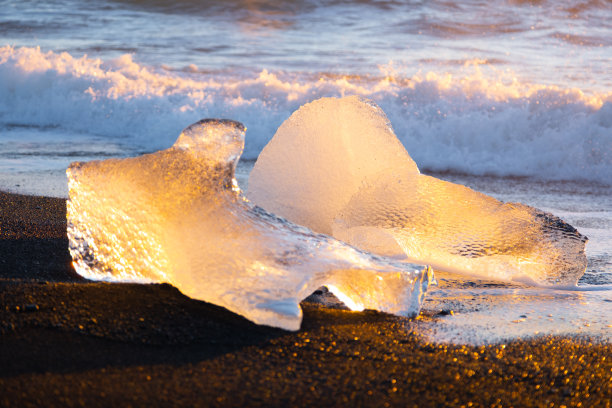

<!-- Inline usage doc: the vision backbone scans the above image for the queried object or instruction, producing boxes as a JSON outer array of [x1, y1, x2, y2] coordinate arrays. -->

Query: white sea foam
[[1, 46, 611, 185]]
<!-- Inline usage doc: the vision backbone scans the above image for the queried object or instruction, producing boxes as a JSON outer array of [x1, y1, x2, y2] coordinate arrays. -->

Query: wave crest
[[1, 46, 610, 184]]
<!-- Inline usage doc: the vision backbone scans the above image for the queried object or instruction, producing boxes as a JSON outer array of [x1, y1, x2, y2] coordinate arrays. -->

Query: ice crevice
[[67, 118, 433, 331]]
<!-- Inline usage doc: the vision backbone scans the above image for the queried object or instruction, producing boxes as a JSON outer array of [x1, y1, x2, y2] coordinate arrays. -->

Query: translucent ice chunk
[[334, 173, 588, 285], [248, 96, 418, 236], [67, 119, 433, 330], [249, 96, 588, 285]]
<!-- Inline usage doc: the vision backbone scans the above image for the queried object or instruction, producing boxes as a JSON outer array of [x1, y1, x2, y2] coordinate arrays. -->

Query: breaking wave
[[1, 46, 611, 184]]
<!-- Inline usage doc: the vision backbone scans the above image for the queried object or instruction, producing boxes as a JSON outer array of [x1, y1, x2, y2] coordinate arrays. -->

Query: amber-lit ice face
[[249, 96, 587, 286], [67, 119, 432, 331], [66, 96, 588, 332]]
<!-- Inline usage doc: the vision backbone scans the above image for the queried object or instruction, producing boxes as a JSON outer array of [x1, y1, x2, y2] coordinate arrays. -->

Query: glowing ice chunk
[[249, 96, 588, 285], [248, 95, 418, 236], [67, 119, 433, 330]]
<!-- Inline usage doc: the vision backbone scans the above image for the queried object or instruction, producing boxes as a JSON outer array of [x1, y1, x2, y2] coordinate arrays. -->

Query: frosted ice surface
[[249, 96, 588, 285], [67, 119, 433, 330], [248, 96, 419, 236]]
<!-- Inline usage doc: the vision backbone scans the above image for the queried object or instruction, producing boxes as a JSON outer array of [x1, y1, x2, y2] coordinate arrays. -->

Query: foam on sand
[[249, 96, 588, 285], [67, 119, 432, 331]]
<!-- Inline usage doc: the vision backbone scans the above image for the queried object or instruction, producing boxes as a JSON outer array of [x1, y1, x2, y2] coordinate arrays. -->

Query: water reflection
[[412, 270, 612, 345]]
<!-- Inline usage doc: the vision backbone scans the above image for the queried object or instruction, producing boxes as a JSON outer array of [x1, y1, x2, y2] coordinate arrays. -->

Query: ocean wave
[[109, 0, 612, 16], [1, 46, 610, 184]]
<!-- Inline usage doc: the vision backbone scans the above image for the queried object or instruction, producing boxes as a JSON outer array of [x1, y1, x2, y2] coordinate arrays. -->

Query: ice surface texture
[[67, 119, 433, 330], [249, 96, 588, 286]]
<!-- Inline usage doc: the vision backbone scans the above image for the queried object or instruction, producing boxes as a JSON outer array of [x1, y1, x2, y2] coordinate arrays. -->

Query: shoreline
[[1, 191, 610, 407]]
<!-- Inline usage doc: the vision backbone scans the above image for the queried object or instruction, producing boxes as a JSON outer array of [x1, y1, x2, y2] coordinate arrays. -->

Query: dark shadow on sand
[[0, 237, 83, 282], [0, 280, 288, 378]]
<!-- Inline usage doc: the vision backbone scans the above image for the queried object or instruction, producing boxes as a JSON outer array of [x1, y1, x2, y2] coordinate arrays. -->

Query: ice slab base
[[249, 96, 588, 286], [67, 119, 433, 331]]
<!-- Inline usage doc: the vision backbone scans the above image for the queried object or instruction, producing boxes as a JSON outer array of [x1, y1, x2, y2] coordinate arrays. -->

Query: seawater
[[1, 0, 610, 342]]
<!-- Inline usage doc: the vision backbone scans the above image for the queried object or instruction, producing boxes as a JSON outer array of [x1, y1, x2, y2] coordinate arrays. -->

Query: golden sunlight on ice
[[249, 96, 588, 285], [67, 119, 432, 330]]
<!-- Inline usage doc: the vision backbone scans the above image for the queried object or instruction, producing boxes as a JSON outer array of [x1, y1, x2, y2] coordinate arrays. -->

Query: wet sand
[[0, 191, 610, 407]]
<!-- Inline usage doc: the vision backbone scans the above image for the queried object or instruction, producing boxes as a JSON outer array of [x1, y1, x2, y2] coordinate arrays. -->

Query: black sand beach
[[1, 191, 610, 407]]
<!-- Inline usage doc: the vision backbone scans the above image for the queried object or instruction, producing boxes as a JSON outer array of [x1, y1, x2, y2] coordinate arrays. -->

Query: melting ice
[[67, 119, 433, 331], [249, 96, 588, 286]]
